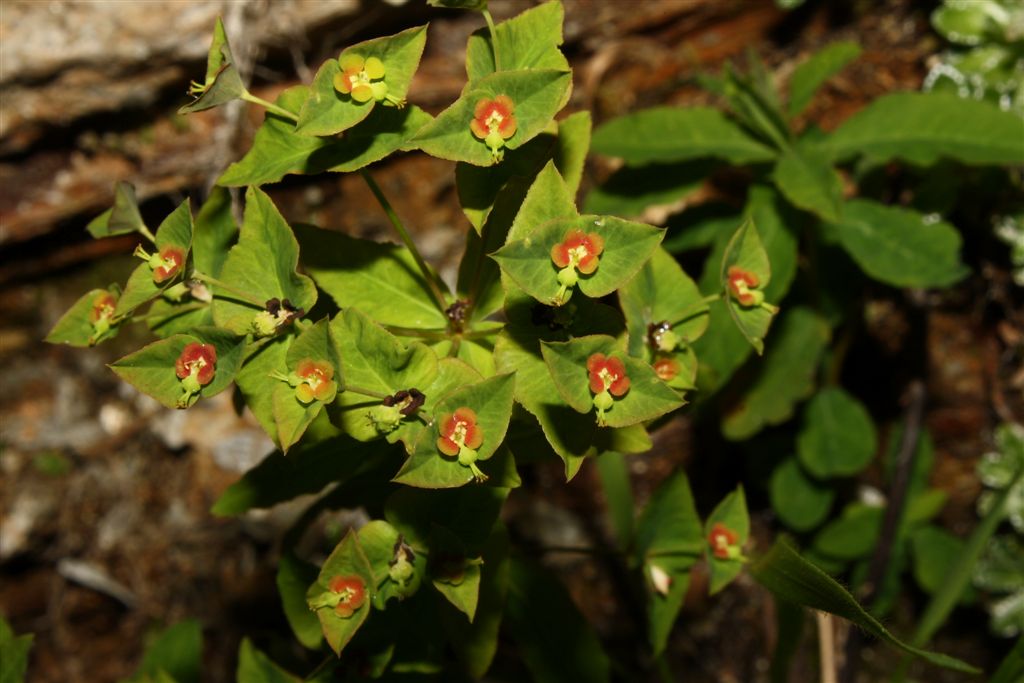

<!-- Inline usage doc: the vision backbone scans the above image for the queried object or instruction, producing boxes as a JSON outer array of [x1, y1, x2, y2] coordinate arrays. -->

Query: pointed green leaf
[[541, 335, 684, 428], [619, 246, 709, 390], [721, 307, 830, 440], [465, 0, 568, 81], [87, 181, 146, 238], [296, 25, 427, 137], [812, 503, 881, 560], [327, 308, 439, 445], [719, 217, 778, 354], [770, 456, 835, 532], [429, 0, 487, 8], [771, 147, 844, 222], [797, 387, 878, 478], [46, 287, 123, 347], [591, 106, 777, 165], [134, 620, 202, 683], [110, 327, 245, 410], [584, 160, 712, 219], [236, 639, 301, 683], [0, 617, 32, 683], [704, 486, 749, 594], [393, 374, 516, 488], [787, 41, 861, 118], [307, 531, 374, 656], [750, 538, 980, 674], [830, 199, 969, 288], [507, 160, 579, 243], [818, 92, 1024, 166], [429, 525, 482, 620], [115, 200, 194, 317], [179, 18, 245, 114], [494, 215, 664, 306], [234, 336, 291, 441], [212, 187, 317, 335], [357, 520, 425, 608], [277, 553, 323, 650], [414, 69, 572, 167], [272, 319, 342, 452], [635, 470, 703, 654], [295, 225, 447, 330], [505, 559, 611, 683]]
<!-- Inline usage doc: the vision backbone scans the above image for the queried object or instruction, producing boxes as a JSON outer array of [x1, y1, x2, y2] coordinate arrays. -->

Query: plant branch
[[668, 294, 720, 329], [241, 90, 299, 122], [482, 9, 502, 71], [817, 612, 837, 683], [360, 169, 450, 317]]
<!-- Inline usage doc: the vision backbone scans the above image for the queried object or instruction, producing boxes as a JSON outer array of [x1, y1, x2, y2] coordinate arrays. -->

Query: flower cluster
[[293, 359, 338, 404], [726, 266, 764, 307], [334, 53, 404, 107], [551, 230, 604, 304], [134, 244, 185, 284], [586, 353, 629, 425], [175, 342, 217, 407], [436, 407, 487, 481], [470, 95, 517, 161], [309, 575, 367, 619], [707, 522, 741, 560]]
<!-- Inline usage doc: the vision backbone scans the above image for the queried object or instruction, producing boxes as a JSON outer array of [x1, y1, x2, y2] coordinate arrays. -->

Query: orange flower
[[176, 342, 217, 386], [587, 353, 630, 397], [436, 407, 483, 457], [726, 266, 762, 307], [89, 292, 117, 324], [708, 522, 740, 560], [152, 246, 185, 283], [295, 359, 337, 404], [327, 575, 367, 618], [551, 230, 604, 275], [334, 53, 387, 103], [470, 95, 517, 159], [653, 357, 679, 381]]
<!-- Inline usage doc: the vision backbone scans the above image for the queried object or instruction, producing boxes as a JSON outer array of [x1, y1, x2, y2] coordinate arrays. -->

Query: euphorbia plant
[[45, 1, 980, 679]]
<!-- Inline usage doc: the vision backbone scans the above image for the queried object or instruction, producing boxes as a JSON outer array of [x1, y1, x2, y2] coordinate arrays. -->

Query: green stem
[[668, 294, 721, 328], [138, 225, 157, 244], [241, 90, 299, 122], [360, 170, 450, 318], [127, 302, 207, 323], [482, 9, 502, 71], [192, 271, 266, 308], [342, 384, 390, 401]]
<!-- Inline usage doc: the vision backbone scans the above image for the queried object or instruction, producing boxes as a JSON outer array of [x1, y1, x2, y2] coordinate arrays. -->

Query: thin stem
[[127, 302, 207, 323], [360, 170, 450, 317], [241, 90, 299, 122], [191, 271, 266, 308], [342, 384, 390, 401], [482, 9, 502, 71], [668, 293, 721, 328], [138, 226, 157, 244], [817, 612, 837, 683]]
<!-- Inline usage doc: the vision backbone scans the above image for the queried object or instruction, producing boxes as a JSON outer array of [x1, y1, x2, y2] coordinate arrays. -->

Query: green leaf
[[87, 181, 146, 238], [911, 527, 974, 602], [295, 225, 447, 330], [465, 0, 568, 81], [385, 485, 508, 554], [115, 200, 194, 317], [357, 520, 426, 608], [596, 452, 634, 548], [796, 387, 877, 478], [307, 530, 374, 656], [991, 636, 1024, 683], [429, 0, 487, 8], [0, 617, 32, 683], [553, 110, 591, 197], [135, 620, 202, 683], [413, 69, 572, 167], [812, 503, 881, 560], [110, 328, 245, 410], [457, 187, 524, 323], [507, 160, 579, 242], [771, 147, 844, 222], [178, 18, 244, 114], [704, 486, 749, 595], [634, 470, 703, 653], [211, 187, 317, 335], [769, 456, 834, 532], [328, 308, 439, 445], [719, 60, 791, 151], [618, 246, 709, 389], [277, 553, 323, 650], [429, 525, 483, 620], [493, 214, 664, 306], [830, 199, 969, 288], [211, 436, 381, 516], [750, 538, 980, 674], [818, 92, 1024, 166], [296, 25, 427, 137], [541, 335, 684, 428], [234, 336, 290, 441], [272, 319, 343, 452], [662, 203, 740, 253], [719, 217, 778, 354], [932, 2, 1003, 46], [505, 559, 611, 683], [591, 107, 777, 165], [692, 187, 799, 392], [235, 639, 300, 683], [788, 41, 861, 118], [721, 307, 830, 440], [46, 287, 123, 347], [584, 160, 712, 219], [393, 374, 516, 488], [219, 87, 433, 186]]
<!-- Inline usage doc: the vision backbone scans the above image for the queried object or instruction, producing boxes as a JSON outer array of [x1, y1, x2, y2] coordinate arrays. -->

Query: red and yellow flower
[[134, 243, 186, 284], [294, 359, 338, 404], [88, 291, 118, 343], [653, 357, 679, 382], [326, 575, 367, 618], [726, 266, 763, 307], [708, 522, 740, 560], [334, 53, 388, 103], [551, 230, 604, 304], [436, 406, 487, 481], [587, 353, 629, 425], [175, 342, 217, 407], [470, 95, 517, 160]]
